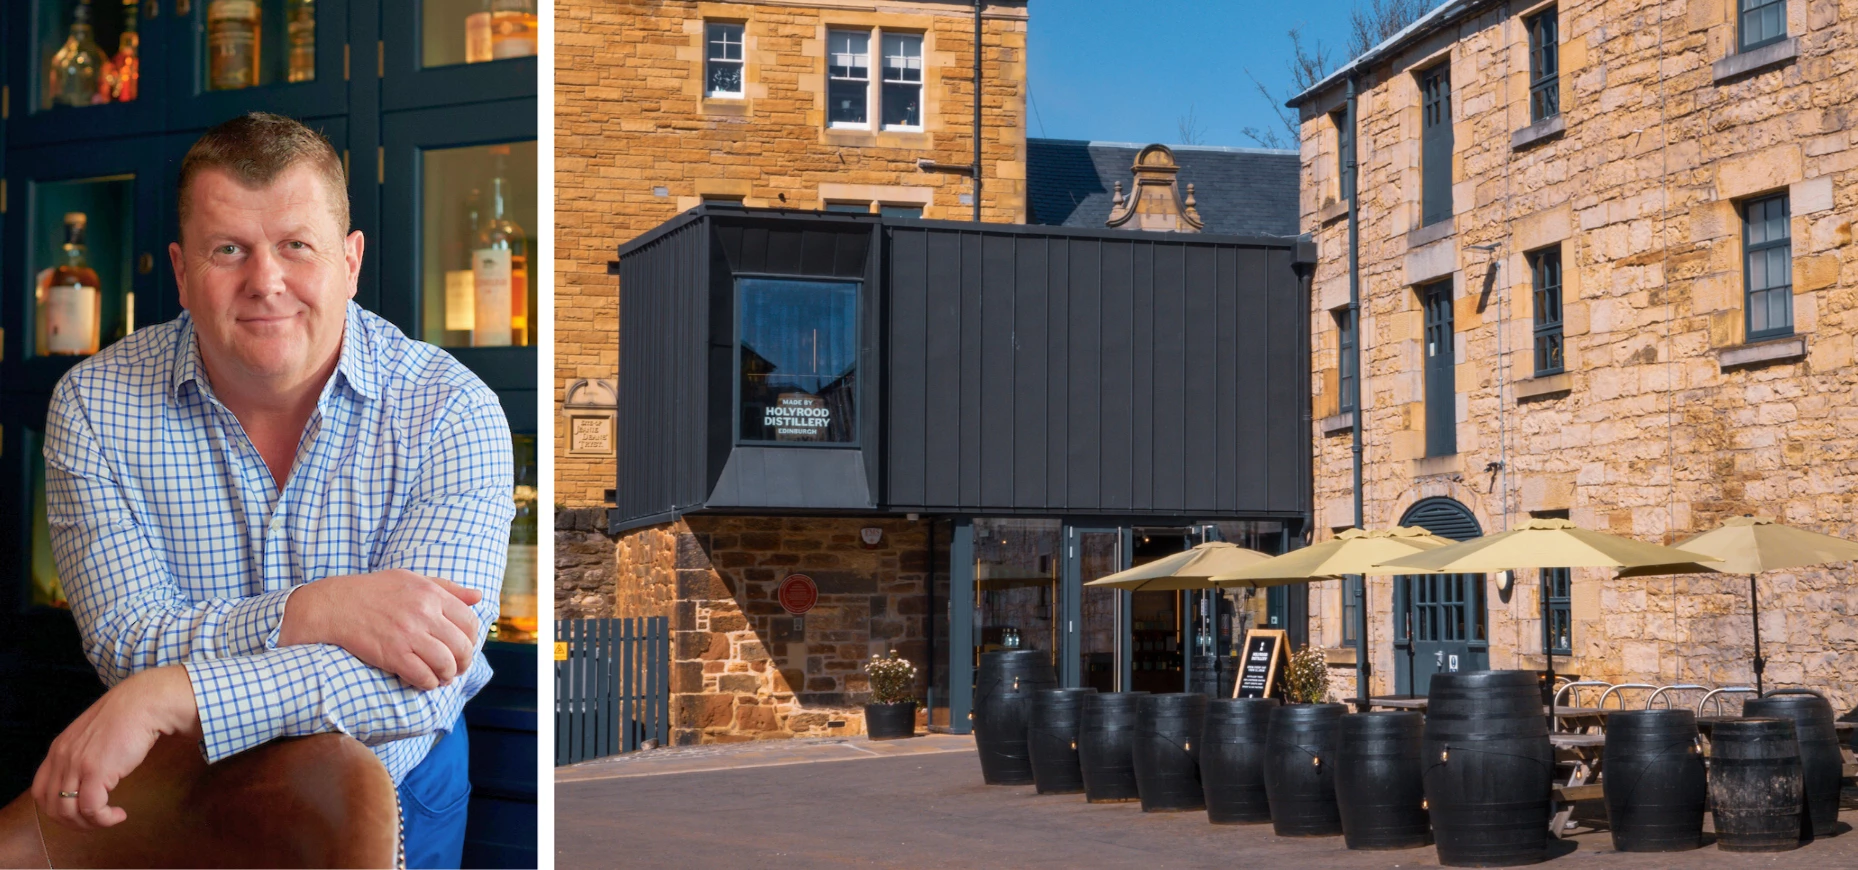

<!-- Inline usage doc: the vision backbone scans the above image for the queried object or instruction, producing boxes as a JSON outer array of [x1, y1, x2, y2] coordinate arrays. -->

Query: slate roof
[[1026, 139, 1301, 238]]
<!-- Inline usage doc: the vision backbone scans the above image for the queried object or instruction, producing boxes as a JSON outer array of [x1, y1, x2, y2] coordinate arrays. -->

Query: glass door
[[10, 0, 171, 147], [382, 0, 537, 111], [972, 518, 1061, 671], [1063, 527, 1127, 692], [162, 0, 350, 130]]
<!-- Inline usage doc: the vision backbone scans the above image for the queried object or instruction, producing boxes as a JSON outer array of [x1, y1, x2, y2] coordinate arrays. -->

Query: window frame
[[1742, 192, 1793, 342], [1530, 246, 1564, 376], [732, 275, 864, 448], [1738, 0, 1788, 52], [1526, 9, 1560, 123], [1334, 306, 1358, 413], [1542, 567, 1572, 655], [826, 28, 873, 129], [1331, 110, 1353, 202], [704, 21, 746, 99], [879, 31, 925, 132], [1419, 63, 1454, 228], [1341, 575, 1361, 646]]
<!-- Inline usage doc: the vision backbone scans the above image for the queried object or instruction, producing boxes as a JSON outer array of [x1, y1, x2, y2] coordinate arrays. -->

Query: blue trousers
[[397, 713, 471, 869]]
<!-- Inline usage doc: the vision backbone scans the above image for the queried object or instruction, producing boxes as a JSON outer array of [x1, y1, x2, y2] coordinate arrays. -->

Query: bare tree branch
[[1348, 0, 1430, 58], [1178, 103, 1208, 146]]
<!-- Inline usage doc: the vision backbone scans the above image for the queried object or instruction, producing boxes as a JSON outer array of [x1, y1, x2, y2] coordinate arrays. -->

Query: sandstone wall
[[1300, 0, 1858, 710], [556, 0, 1030, 509]]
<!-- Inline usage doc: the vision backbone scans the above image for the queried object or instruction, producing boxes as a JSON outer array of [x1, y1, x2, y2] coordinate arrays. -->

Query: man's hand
[[32, 665, 201, 830], [279, 569, 483, 690]]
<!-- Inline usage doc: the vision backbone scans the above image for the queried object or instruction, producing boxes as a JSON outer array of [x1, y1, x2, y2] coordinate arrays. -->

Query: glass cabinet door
[[161, 0, 348, 129], [494, 431, 536, 643], [2, 137, 164, 392], [382, 0, 536, 111], [9, 0, 170, 146]]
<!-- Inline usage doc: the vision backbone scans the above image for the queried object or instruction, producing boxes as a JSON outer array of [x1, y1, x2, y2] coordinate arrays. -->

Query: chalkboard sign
[[1235, 629, 1287, 699]]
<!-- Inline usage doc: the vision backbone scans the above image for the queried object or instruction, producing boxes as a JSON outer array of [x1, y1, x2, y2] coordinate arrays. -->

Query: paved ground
[[556, 735, 1858, 868]]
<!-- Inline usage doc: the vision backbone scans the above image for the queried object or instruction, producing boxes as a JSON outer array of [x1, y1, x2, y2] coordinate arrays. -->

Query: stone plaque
[[568, 412, 614, 456]]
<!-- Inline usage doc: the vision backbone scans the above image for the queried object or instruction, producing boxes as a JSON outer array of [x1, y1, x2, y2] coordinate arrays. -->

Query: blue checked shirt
[[43, 301, 513, 784]]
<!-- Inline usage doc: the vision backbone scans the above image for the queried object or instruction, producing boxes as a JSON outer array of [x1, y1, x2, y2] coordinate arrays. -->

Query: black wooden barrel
[[1199, 698, 1277, 824], [1744, 694, 1841, 838], [1263, 702, 1346, 837], [1336, 711, 1430, 849], [1132, 693, 1207, 812], [1189, 655, 1239, 698], [1601, 708, 1706, 852], [1027, 687, 1098, 795], [1709, 717, 1805, 852], [1078, 692, 1148, 802], [972, 650, 1058, 785], [1422, 670, 1553, 867]]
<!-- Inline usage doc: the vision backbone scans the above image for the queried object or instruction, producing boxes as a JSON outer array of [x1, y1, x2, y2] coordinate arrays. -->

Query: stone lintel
[[1411, 453, 1462, 478], [1320, 411, 1356, 435], [1717, 335, 1807, 371], [1322, 646, 1359, 667], [1407, 216, 1456, 250], [1317, 199, 1351, 225], [1711, 37, 1799, 85], [1515, 372, 1573, 401], [1510, 114, 1566, 151]]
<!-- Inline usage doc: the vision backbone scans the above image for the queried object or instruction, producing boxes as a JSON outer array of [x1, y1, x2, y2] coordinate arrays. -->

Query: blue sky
[[1025, 0, 1437, 150]]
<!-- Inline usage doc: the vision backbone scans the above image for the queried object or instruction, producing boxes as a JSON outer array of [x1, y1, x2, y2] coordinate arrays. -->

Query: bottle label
[[465, 13, 493, 64], [510, 254, 528, 341], [207, 1, 261, 90], [490, 12, 538, 59], [472, 248, 513, 347], [47, 284, 98, 355], [444, 270, 476, 331]]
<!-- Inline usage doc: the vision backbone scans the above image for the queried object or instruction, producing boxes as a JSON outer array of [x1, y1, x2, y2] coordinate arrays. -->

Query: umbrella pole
[[1541, 570, 1555, 726], [1750, 574, 1765, 696]]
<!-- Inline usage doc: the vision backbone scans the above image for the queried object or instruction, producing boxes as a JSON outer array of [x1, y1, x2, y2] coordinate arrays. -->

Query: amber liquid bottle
[[37, 213, 103, 357], [489, 0, 538, 59], [207, 0, 262, 90], [286, 0, 315, 82], [46, 0, 113, 108], [102, 0, 140, 103], [472, 150, 528, 347]]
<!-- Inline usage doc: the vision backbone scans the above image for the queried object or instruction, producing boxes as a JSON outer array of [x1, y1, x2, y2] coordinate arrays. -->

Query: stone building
[[1291, 0, 1858, 706], [555, 0, 1031, 511]]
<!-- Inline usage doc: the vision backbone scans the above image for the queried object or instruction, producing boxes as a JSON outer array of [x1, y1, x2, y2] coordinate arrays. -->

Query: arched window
[[1392, 498, 1488, 692]]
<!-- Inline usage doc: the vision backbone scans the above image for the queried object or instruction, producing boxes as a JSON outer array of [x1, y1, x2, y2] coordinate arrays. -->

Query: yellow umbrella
[[1376, 518, 1720, 703], [1212, 526, 1455, 703], [1614, 516, 1858, 694], [1085, 541, 1273, 591]]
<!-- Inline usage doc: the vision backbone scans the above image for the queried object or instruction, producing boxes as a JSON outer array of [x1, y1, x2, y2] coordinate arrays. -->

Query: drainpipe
[[1346, 76, 1369, 704], [972, 0, 984, 222]]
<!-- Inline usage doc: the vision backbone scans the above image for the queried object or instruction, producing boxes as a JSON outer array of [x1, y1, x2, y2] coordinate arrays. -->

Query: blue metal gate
[[554, 617, 669, 765]]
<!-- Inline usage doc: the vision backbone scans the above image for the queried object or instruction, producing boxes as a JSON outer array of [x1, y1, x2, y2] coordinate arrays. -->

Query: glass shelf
[[494, 432, 537, 644], [28, 431, 68, 610], [419, 139, 536, 349], [422, 0, 536, 68], [28, 174, 136, 359], [35, 0, 142, 113], [196, 0, 319, 93]]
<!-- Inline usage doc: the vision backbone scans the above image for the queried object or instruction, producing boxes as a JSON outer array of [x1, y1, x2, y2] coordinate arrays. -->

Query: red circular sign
[[778, 574, 819, 615]]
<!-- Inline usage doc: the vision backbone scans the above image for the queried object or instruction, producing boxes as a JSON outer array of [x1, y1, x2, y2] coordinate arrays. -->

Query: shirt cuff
[[184, 646, 326, 762], [223, 586, 299, 655]]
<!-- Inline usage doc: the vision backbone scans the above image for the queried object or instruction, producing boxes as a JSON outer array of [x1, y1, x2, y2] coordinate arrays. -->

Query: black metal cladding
[[611, 207, 1311, 532]]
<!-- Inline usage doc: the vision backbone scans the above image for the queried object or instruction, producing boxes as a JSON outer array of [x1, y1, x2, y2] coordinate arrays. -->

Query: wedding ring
[[58, 791, 79, 799]]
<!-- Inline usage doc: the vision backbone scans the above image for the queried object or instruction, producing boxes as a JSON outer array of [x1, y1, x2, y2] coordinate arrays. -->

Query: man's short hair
[[177, 112, 349, 242]]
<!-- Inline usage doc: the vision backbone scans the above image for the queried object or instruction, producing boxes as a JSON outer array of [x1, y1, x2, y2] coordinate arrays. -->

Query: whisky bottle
[[472, 149, 528, 347], [37, 214, 103, 357], [489, 0, 538, 60], [444, 189, 481, 341], [207, 0, 262, 91], [465, 0, 493, 64], [102, 0, 140, 103], [46, 0, 113, 109], [499, 449, 539, 642], [286, 0, 315, 83]]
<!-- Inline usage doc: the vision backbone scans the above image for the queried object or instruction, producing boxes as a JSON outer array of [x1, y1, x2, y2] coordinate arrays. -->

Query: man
[[31, 112, 512, 869]]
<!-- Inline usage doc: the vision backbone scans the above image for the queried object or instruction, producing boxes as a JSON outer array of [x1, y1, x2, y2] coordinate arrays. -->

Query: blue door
[[1393, 498, 1487, 695]]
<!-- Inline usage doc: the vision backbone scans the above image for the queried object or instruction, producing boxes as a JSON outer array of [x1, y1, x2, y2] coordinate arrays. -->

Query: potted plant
[[1284, 645, 1331, 704], [863, 651, 919, 740]]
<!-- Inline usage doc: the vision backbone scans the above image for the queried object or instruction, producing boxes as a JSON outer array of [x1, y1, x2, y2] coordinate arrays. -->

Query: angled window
[[880, 32, 924, 130], [705, 22, 745, 98], [1332, 110, 1353, 201], [1543, 568, 1572, 655], [1420, 64, 1454, 227], [823, 201, 871, 213], [1739, 0, 1787, 52], [1422, 281, 1456, 457], [827, 29, 871, 128], [1335, 307, 1358, 412], [737, 279, 859, 444], [1527, 9, 1559, 122], [1743, 193, 1792, 341], [1531, 246, 1564, 376]]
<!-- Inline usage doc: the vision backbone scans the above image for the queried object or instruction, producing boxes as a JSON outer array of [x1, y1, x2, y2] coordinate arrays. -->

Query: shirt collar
[[168, 301, 381, 403]]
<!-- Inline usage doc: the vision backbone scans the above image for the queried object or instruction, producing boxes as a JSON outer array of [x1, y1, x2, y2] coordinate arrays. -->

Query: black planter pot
[[865, 702, 918, 740]]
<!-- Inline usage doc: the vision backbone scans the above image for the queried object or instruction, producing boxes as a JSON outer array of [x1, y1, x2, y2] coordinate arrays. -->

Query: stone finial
[[1105, 144, 1204, 233]]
